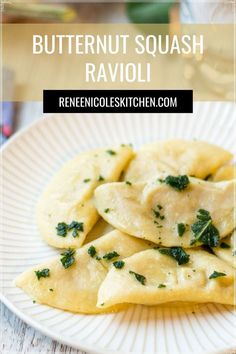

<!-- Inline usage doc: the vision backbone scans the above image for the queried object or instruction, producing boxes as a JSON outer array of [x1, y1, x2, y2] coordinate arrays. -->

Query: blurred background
[[1, 1, 178, 144], [1, 1, 235, 144]]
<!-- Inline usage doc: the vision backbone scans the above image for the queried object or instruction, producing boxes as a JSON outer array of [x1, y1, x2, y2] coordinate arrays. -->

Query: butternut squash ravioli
[[16, 140, 235, 313]]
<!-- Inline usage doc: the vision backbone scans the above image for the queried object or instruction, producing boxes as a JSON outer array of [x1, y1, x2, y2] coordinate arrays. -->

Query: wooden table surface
[[1, 303, 85, 354]]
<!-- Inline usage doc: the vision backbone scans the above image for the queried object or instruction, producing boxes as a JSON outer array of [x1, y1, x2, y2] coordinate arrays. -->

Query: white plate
[[1, 102, 236, 354]]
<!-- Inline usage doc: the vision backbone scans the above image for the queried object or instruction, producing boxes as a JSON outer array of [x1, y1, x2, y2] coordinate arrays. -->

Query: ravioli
[[97, 249, 235, 308], [95, 178, 235, 248], [37, 145, 134, 249], [212, 231, 236, 268], [124, 140, 232, 182], [15, 230, 151, 314], [212, 165, 236, 182], [124, 150, 176, 182]]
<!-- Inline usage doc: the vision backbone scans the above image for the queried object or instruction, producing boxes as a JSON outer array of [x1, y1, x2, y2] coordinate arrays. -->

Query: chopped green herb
[[103, 251, 120, 261], [104, 208, 110, 213], [164, 175, 190, 191], [56, 222, 68, 237], [196, 209, 210, 220], [177, 223, 186, 237], [100, 303, 105, 306], [209, 271, 226, 279], [152, 206, 165, 221], [106, 150, 116, 156], [68, 221, 84, 238], [96, 255, 101, 261], [72, 229, 78, 237], [56, 221, 84, 238], [158, 283, 166, 288], [129, 271, 146, 285], [35, 268, 50, 280], [220, 242, 231, 249], [83, 178, 91, 183], [88, 245, 96, 258], [67, 222, 82, 231], [158, 247, 190, 265], [157, 204, 163, 210], [153, 210, 160, 218], [33, 300, 36, 303], [113, 260, 125, 269], [60, 248, 75, 269], [125, 181, 132, 186], [97, 175, 105, 182], [49, 288, 54, 292], [190, 209, 220, 247], [154, 220, 163, 228]]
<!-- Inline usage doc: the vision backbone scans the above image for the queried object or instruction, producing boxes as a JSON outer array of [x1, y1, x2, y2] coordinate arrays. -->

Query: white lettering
[[32, 35, 43, 54]]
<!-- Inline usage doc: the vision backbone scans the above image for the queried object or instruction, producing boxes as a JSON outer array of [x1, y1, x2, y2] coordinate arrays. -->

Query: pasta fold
[[16, 230, 151, 314], [97, 249, 235, 308], [212, 231, 236, 268], [124, 140, 232, 182], [37, 145, 134, 248], [95, 178, 235, 247]]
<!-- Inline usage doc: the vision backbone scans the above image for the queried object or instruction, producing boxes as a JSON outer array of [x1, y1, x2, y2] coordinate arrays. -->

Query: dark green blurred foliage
[[126, 2, 174, 24]]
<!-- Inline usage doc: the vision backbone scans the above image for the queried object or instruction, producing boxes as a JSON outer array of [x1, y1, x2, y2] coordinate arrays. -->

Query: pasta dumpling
[[16, 230, 151, 314], [95, 178, 235, 248], [37, 145, 134, 249], [124, 140, 232, 182], [211, 231, 236, 268], [124, 150, 176, 182], [97, 249, 235, 308], [212, 165, 236, 182]]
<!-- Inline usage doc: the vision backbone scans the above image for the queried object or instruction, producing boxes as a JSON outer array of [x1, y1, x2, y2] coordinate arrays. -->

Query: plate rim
[[1, 293, 235, 354], [0, 113, 54, 154], [0, 293, 114, 354]]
